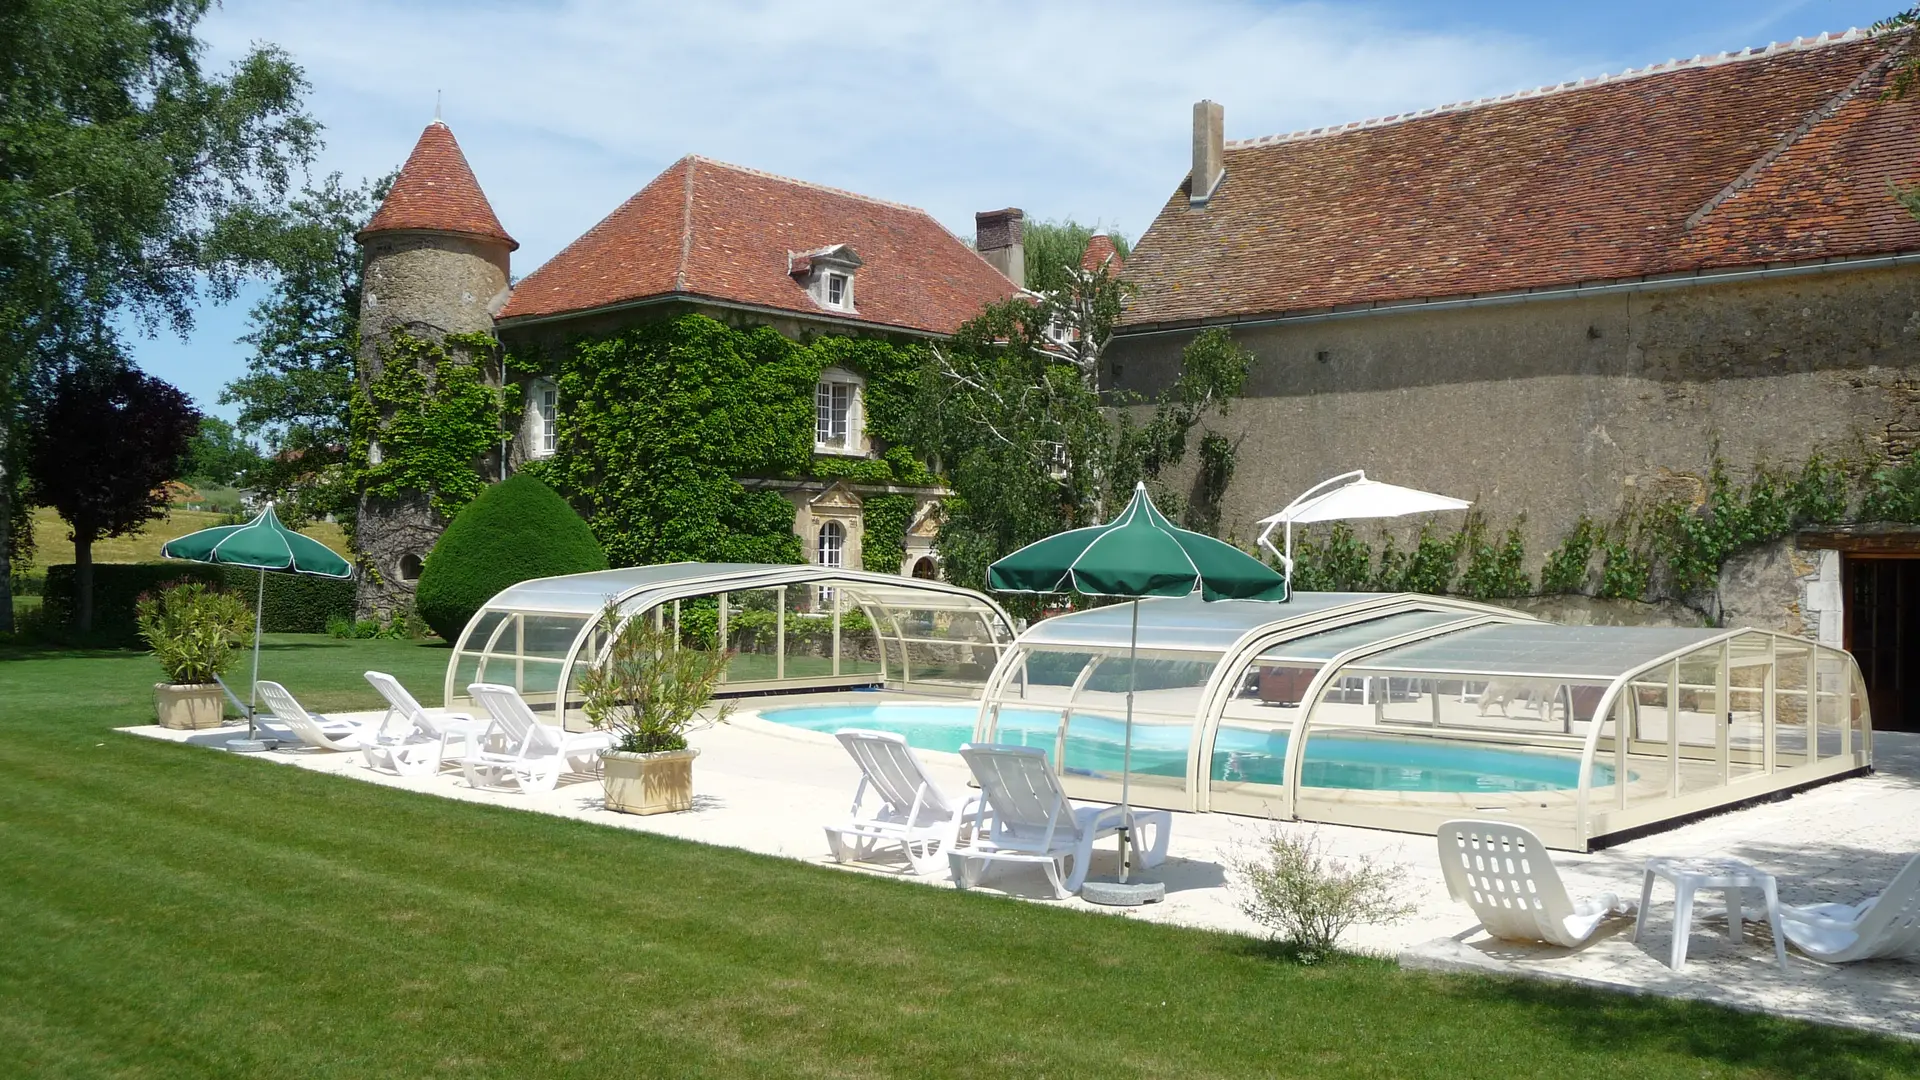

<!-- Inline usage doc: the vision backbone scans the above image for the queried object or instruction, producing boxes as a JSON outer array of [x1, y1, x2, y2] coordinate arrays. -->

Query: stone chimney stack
[[1190, 100, 1225, 207], [976, 207, 1026, 287]]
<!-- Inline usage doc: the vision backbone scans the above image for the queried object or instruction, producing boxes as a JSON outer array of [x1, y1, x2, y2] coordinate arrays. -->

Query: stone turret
[[354, 118, 516, 619]]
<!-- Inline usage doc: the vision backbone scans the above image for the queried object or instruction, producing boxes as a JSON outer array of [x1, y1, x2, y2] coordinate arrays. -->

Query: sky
[[129, 0, 1902, 425]]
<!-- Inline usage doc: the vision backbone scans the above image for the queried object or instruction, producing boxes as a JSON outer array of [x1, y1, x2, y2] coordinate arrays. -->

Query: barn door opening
[[1845, 555, 1920, 733]]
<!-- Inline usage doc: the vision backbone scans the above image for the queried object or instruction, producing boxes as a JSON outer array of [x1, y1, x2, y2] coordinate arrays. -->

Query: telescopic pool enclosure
[[445, 563, 1016, 724], [450, 567, 1871, 851], [970, 592, 1872, 850]]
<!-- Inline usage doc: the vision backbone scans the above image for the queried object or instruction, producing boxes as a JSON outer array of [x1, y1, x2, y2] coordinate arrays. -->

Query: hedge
[[42, 563, 357, 646]]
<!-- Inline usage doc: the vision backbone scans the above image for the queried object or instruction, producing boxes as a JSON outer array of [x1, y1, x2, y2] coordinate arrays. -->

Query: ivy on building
[[859, 494, 916, 574], [518, 313, 935, 567], [350, 330, 515, 520], [1285, 447, 1919, 620]]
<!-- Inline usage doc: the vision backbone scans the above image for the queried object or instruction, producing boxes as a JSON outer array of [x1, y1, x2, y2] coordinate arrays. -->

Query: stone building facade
[[351, 135, 1020, 616], [1111, 31, 1920, 728]]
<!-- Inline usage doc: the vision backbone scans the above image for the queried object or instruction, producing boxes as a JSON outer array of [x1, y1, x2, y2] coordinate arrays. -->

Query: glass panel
[[1212, 657, 1318, 808], [1673, 645, 1725, 795], [1587, 693, 1623, 808], [1058, 654, 1214, 804], [1623, 665, 1675, 809], [1765, 637, 1807, 770], [837, 597, 884, 678], [449, 652, 484, 706], [780, 587, 835, 680], [1852, 663, 1871, 753], [724, 589, 782, 683], [455, 609, 508, 653]]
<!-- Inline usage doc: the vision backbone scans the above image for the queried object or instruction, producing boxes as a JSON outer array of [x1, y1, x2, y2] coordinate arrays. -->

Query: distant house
[[1109, 29, 1920, 728], [351, 125, 1021, 614]]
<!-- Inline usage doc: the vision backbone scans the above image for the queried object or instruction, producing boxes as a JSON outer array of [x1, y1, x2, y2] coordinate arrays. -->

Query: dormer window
[[791, 243, 862, 313]]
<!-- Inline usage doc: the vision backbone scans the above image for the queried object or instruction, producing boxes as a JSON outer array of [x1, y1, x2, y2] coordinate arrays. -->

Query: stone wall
[[1108, 263, 1920, 627]]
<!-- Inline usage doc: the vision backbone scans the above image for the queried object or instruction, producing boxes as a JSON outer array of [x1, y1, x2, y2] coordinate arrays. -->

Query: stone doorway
[[1845, 554, 1920, 733]]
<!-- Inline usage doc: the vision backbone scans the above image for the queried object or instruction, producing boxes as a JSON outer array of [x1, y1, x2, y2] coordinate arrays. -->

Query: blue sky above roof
[[127, 0, 1900, 423]]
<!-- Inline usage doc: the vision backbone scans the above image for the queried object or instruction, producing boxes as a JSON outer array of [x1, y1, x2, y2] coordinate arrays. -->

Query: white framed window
[[826, 272, 849, 308], [1047, 441, 1070, 480], [817, 520, 845, 568], [815, 378, 855, 449], [535, 383, 558, 456]]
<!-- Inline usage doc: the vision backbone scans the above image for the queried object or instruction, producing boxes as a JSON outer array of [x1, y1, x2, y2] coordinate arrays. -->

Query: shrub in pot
[[135, 581, 254, 729], [579, 604, 731, 815]]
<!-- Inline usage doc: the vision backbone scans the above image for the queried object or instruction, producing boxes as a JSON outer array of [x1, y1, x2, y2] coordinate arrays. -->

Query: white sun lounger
[[359, 671, 491, 776], [1437, 819, 1631, 948], [1779, 854, 1920, 963], [948, 743, 1171, 899], [825, 729, 978, 874], [255, 680, 386, 752], [462, 683, 615, 793]]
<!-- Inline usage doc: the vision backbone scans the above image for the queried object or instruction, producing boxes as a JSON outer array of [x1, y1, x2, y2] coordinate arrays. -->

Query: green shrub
[[136, 581, 254, 684], [41, 563, 355, 646], [1458, 515, 1529, 600], [1538, 516, 1598, 594], [1230, 825, 1416, 963], [579, 604, 732, 754], [414, 473, 610, 641]]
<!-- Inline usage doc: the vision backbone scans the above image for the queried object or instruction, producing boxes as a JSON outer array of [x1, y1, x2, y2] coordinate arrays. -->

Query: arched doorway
[[911, 556, 938, 580]]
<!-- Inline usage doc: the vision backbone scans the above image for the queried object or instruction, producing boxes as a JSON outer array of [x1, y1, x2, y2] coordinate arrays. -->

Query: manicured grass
[[3, 640, 1917, 1078], [28, 505, 349, 575]]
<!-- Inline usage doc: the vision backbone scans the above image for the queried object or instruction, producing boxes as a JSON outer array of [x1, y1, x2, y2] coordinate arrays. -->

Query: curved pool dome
[[447, 563, 1016, 730], [973, 592, 1871, 850]]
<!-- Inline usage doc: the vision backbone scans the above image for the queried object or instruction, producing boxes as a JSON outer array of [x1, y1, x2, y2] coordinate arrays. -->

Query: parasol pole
[[1117, 596, 1140, 883], [248, 567, 265, 739]]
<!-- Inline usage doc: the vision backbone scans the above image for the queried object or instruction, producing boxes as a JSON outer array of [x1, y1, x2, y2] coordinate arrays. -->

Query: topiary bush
[[414, 473, 610, 641]]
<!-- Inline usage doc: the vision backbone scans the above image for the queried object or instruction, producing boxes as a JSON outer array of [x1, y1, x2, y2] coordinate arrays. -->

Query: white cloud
[[200, 0, 1582, 270]]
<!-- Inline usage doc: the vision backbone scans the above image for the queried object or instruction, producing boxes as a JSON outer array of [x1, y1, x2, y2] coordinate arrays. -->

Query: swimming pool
[[759, 702, 1616, 794]]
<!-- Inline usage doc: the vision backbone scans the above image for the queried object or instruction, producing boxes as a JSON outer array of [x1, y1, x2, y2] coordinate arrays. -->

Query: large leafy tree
[[24, 364, 202, 633], [221, 173, 390, 528], [183, 416, 264, 487], [913, 260, 1251, 607], [0, 0, 317, 631]]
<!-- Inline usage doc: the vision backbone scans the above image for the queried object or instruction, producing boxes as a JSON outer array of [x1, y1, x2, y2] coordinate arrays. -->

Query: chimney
[[1190, 100, 1224, 207], [976, 207, 1025, 287]]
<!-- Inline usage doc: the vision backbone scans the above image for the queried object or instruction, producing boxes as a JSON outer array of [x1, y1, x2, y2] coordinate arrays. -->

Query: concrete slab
[[123, 703, 1920, 1040]]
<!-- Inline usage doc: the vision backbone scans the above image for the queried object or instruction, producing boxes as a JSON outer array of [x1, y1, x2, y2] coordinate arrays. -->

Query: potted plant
[[135, 581, 254, 730], [579, 603, 732, 815]]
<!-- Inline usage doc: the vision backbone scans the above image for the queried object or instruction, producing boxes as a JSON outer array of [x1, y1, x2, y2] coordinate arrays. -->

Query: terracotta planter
[[602, 748, 699, 815], [154, 682, 224, 730]]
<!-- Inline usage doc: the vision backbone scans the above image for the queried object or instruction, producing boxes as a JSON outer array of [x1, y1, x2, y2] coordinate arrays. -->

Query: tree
[[0, 0, 317, 631], [183, 416, 264, 487], [914, 259, 1251, 607], [1020, 218, 1131, 294], [221, 173, 390, 527], [23, 364, 202, 633]]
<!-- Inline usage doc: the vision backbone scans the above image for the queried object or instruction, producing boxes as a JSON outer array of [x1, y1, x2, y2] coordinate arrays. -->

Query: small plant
[[135, 581, 254, 685], [1230, 826, 1416, 962], [326, 613, 414, 640], [579, 604, 733, 755], [1538, 516, 1598, 595]]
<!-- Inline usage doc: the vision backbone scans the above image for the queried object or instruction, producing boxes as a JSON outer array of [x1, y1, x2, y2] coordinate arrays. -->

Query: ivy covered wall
[[510, 312, 934, 568]]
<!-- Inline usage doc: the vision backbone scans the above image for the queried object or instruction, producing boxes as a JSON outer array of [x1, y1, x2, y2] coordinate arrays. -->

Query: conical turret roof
[[359, 120, 517, 250]]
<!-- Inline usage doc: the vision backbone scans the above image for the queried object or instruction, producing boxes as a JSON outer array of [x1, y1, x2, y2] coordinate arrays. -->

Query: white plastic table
[[1634, 856, 1789, 970]]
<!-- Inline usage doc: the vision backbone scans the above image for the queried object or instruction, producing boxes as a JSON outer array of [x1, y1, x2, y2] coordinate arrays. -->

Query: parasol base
[[225, 737, 279, 753], [1079, 877, 1166, 906]]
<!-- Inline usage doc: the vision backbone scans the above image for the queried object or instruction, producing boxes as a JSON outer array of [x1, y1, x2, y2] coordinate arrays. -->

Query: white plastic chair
[[1437, 819, 1631, 948], [825, 729, 977, 874], [255, 680, 385, 752], [360, 671, 490, 776], [1779, 854, 1920, 963], [947, 743, 1171, 899], [462, 683, 615, 793]]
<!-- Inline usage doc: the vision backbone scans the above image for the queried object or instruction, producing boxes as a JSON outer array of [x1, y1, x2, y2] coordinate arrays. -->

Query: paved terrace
[[127, 700, 1919, 1040]]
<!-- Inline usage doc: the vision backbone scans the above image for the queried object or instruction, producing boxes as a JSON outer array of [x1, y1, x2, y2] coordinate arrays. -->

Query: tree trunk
[[0, 423, 11, 635], [74, 533, 93, 635]]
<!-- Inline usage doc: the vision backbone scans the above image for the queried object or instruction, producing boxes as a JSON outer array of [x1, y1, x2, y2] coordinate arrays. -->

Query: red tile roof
[[1119, 31, 1920, 328], [1081, 233, 1122, 273], [360, 121, 517, 250], [498, 156, 1020, 334]]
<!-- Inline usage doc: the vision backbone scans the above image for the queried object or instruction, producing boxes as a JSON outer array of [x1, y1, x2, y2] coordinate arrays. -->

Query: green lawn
[[2, 639, 1916, 1078]]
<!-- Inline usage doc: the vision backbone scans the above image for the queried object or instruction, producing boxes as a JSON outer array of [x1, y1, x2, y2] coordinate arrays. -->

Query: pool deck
[[126, 703, 1920, 1041]]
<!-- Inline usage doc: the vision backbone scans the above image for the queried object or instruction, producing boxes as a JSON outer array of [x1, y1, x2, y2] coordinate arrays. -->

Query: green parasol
[[161, 504, 352, 742], [988, 482, 1287, 886]]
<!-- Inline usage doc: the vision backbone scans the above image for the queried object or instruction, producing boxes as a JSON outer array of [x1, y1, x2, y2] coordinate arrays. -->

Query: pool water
[[761, 702, 1614, 794]]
